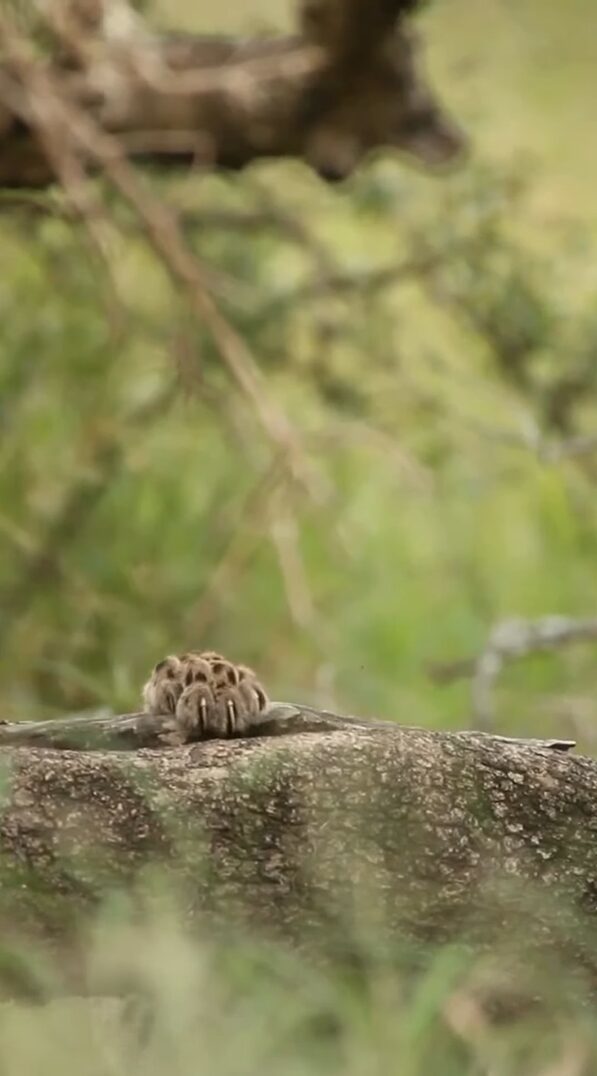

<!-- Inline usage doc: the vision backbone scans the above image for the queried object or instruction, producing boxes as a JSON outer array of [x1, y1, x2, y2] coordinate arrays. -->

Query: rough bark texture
[[0, 0, 465, 187], [0, 712, 596, 994]]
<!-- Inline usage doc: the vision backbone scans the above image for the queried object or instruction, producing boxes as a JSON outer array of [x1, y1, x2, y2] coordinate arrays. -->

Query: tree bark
[[0, 0, 465, 188], [0, 705, 595, 995]]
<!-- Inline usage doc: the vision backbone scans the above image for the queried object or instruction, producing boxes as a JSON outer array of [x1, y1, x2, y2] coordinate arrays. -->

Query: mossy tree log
[[0, 0, 465, 188], [0, 708, 596, 996]]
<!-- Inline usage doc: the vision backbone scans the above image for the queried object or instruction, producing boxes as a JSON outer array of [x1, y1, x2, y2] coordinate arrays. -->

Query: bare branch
[[0, 21, 327, 502], [0, 0, 465, 187], [429, 615, 597, 728]]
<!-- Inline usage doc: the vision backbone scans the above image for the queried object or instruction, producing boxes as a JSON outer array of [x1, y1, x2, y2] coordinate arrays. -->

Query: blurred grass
[[0, 901, 597, 1076]]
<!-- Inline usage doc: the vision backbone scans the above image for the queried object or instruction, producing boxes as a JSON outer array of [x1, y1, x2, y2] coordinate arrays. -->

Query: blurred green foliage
[[1, 0, 597, 753], [1, 900, 597, 1076]]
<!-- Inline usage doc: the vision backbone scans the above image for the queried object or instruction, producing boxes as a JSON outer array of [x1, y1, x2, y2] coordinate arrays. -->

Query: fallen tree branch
[[0, 701, 577, 751], [0, 699, 592, 1000], [0, 0, 465, 188]]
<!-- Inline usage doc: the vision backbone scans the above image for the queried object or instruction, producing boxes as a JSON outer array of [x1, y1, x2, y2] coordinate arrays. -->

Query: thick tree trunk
[[0, 707, 595, 996], [0, 0, 465, 188]]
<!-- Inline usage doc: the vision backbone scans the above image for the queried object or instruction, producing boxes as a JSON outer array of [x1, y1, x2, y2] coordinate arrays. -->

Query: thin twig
[[267, 486, 317, 631], [186, 456, 286, 639], [460, 416, 597, 466], [430, 615, 597, 727], [44, 0, 324, 101]]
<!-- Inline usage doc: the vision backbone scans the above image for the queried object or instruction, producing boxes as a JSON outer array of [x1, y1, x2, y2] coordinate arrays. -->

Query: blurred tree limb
[[0, 0, 465, 188], [0, 11, 329, 501], [0, 706, 595, 998], [429, 615, 597, 727]]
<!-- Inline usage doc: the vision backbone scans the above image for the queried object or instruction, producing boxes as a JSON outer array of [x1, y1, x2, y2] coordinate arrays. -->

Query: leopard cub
[[142, 650, 269, 744]]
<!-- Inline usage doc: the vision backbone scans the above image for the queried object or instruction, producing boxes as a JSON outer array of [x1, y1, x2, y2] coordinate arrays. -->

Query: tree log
[[0, 703, 595, 996], [0, 0, 465, 188]]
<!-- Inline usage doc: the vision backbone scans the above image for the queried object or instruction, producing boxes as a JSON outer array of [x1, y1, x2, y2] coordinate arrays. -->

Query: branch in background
[[429, 615, 597, 727], [267, 487, 318, 632], [459, 417, 597, 467], [0, 24, 327, 505], [186, 457, 287, 639], [0, 0, 465, 188], [539, 433, 597, 464]]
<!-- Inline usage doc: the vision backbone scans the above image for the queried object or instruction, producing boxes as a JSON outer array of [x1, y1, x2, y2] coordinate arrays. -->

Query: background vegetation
[[2, 0, 597, 742], [0, 1, 596, 1071]]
